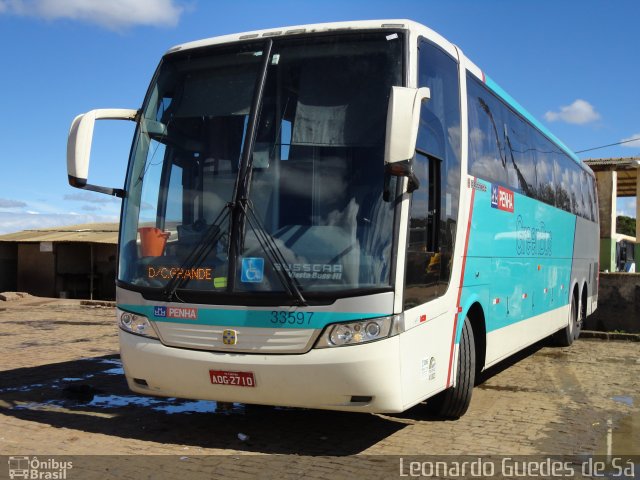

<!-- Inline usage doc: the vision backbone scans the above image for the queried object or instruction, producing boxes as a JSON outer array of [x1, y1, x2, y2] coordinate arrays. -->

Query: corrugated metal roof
[[0, 223, 119, 244], [584, 157, 639, 197], [584, 157, 640, 168]]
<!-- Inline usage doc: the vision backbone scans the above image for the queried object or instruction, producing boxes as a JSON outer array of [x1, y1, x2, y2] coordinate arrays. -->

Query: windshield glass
[[118, 32, 403, 300]]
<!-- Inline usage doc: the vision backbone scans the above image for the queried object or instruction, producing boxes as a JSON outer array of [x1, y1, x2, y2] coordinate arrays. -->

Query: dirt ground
[[0, 297, 638, 478]]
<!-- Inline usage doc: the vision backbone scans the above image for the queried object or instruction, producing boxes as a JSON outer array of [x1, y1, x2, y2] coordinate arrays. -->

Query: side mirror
[[383, 86, 430, 194], [67, 108, 138, 197]]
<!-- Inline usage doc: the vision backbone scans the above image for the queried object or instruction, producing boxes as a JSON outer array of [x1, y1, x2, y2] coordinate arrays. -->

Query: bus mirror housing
[[384, 87, 430, 194], [67, 108, 138, 198], [384, 86, 430, 165]]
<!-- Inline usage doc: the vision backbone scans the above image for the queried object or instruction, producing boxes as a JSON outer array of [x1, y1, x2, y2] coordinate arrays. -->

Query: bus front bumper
[[119, 330, 404, 413]]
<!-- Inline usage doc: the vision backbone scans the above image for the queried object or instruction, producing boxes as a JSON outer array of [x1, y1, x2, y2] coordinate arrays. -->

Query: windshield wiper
[[160, 198, 307, 305], [224, 39, 306, 306], [161, 204, 230, 301], [241, 200, 307, 306]]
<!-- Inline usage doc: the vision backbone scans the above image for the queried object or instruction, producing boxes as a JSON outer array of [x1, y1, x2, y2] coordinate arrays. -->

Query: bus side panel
[[398, 309, 458, 409], [571, 216, 599, 316], [484, 306, 569, 369], [461, 178, 577, 366]]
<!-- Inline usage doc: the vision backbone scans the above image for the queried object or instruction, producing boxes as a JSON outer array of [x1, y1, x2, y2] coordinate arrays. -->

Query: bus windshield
[[118, 32, 403, 301]]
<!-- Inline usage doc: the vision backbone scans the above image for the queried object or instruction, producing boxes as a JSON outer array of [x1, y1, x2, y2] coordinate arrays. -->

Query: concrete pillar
[[595, 170, 617, 271]]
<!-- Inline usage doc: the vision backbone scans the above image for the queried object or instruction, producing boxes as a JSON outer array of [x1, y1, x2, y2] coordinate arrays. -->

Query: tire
[[429, 318, 476, 419], [553, 292, 579, 347]]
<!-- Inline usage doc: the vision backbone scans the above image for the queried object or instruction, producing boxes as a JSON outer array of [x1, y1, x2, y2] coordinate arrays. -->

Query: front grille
[[153, 322, 319, 354]]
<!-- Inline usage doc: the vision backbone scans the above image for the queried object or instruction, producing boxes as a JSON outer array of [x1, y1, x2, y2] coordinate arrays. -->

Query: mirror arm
[[68, 175, 126, 198], [384, 159, 421, 198], [406, 171, 420, 193], [84, 184, 126, 198]]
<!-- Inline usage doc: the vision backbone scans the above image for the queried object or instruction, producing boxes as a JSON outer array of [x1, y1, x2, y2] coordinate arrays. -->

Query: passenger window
[[467, 73, 593, 219], [554, 154, 572, 213], [504, 110, 536, 196], [589, 173, 596, 220], [532, 130, 556, 206], [468, 80, 507, 186]]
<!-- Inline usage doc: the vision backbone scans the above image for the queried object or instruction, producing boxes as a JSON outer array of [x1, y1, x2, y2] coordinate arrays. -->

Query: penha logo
[[154, 306, 198, 320], [168, 307, 198, 320], [491, 184, 514, 213]]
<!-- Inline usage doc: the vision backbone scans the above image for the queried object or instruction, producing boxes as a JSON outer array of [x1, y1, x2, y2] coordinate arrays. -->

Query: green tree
[[617, 215, 636, 236]]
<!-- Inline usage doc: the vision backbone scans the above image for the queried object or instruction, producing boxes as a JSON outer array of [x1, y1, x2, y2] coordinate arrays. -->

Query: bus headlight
[[315, 315, 402, 348], [117, 308, 159, 339]]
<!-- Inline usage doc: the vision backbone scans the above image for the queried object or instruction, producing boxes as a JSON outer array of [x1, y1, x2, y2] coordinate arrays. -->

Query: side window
[[137, 140, 166, 227], [554, 153, 572, 213], [468, 74, 589, 217], [164, 161, 184, 225], [468, 76, 537, 196], [591, 176, 599, 222], [504, 112, 536, 196], [585, 169, 595, 221], [407, 38, 461, 308], [404, 152, 442, 308], [572, 165, 585, 218], [532, 130, 556, 206], [468, 78, 507, 186], [585, 177, 591, 220]]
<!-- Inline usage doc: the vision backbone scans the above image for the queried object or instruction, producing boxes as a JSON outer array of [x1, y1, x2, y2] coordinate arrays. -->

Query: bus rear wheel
[[553, 293, 579, 347], [429, 317, 476, 419]]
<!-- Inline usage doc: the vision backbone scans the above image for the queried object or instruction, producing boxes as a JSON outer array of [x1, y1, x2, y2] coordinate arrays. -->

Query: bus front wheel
[[429, 317, 476, 419]]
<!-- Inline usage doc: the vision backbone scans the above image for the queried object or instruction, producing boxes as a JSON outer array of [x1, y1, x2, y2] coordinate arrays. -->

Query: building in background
[[0, 223, 118, 300], [584, 157, 639, 272]]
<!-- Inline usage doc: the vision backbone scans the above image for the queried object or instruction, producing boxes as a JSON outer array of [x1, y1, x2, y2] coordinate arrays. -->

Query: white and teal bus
[[67, 20, 599, 418]]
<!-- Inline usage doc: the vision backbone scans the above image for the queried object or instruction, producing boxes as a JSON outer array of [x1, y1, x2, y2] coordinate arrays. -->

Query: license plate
[[209, 370, 256, 387]]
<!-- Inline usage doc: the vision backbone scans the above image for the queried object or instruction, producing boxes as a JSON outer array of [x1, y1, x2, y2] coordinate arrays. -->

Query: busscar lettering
[[274, 263, 343, 280], [148, 266, 212, 281], [467, 178, 487, 192]]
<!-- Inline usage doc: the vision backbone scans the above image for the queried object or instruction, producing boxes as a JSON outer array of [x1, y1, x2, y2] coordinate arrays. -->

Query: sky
[[0, 0, 639, 234]]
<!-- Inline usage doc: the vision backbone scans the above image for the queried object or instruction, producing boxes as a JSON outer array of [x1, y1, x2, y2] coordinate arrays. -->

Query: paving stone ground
[[0, 297, 637, 478]]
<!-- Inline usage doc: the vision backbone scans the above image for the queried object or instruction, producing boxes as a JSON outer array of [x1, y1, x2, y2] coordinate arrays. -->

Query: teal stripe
[[118, 304, 385, 330], [485, 76, 580, 163]]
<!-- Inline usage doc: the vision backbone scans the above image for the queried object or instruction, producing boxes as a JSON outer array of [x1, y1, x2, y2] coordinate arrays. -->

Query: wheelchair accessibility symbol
[[241, 257, 264, 283]]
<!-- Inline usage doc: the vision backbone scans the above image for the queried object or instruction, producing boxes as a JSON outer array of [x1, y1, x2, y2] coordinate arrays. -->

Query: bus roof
[[166, 19, 583, 167], [165, 19, 431, 53]]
